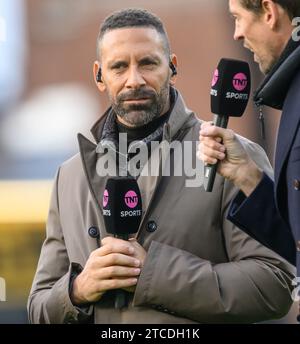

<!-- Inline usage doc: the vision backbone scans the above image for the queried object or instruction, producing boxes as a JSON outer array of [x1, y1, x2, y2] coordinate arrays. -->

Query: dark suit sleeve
[[227, 172, 296, 265]]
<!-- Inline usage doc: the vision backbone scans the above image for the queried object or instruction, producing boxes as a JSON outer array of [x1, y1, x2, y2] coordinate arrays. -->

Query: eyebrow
[[107, 60, 128, 69], [107, 54, 162, 69], [139, 55, 161, 64]]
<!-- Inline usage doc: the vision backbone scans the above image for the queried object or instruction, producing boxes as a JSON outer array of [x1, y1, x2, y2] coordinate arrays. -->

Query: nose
[[125, 66, 146, 89], [233, 24, 243, 41]]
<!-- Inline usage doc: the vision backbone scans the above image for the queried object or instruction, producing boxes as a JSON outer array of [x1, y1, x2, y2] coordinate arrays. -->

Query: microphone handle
[[114, 233, 129, 309], [203, 114, 229, 192]]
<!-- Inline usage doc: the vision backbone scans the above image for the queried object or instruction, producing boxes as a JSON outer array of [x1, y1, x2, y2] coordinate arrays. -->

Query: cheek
[[253, 37, 269, 57], [248, 23, 267, 47], [105, 79, 123, 99], [145, 73, 170, 92], [244, 25, 254, 41]]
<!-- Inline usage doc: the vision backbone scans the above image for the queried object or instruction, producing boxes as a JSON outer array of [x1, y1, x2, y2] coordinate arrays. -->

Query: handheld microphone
[[102, 177, 142, 308], [204, 58, 251, 192]]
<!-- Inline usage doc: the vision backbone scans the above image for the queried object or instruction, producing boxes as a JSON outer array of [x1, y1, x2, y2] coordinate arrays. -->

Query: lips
[[122, 96, 153, 106], [118, 89, 156, 104], [123, 98, 150, 101], [244, 44, 254, 53], [244, 45, 258, 62]]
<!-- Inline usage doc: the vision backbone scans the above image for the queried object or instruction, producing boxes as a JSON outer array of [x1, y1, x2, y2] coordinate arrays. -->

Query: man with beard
[[28, 8, 295, 324], [198, 0, 300, 320]]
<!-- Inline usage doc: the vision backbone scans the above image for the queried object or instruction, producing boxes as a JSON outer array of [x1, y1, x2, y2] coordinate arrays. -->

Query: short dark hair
[[239, 0, 300, 20], [96, 8, 170, 59]]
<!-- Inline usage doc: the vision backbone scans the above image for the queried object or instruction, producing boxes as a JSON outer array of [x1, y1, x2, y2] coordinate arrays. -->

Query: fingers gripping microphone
[[204, 58, 251, 192], [102, 177, 142, 309]]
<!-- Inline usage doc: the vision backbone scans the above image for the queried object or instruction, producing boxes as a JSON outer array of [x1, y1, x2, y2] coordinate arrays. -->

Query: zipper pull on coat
[[255, 98, 266, 141], [258, 106, 266, 141]]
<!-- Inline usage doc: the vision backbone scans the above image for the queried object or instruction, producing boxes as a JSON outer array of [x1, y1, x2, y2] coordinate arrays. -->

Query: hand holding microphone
[[198, 58, 263, 195], [199, 58, 251, 192], [102, 177, 144, 308], [199, 123, 263, 196], [70, 236, 142, 306], [70, 177, 145, 307]]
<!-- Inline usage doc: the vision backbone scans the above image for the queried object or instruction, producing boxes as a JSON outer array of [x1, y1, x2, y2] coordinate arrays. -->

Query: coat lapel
[[274, 75, 300, 202], [77, 133, 107, 214], [135, 125, 171, 237], [77, 112, 113, 238], [135, 93, 197, 236]]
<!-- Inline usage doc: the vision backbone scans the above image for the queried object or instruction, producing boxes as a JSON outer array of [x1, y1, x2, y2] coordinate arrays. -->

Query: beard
[[110, 79, 170, 127]]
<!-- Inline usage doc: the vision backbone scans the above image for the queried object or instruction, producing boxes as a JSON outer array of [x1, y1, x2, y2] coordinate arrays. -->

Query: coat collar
[[254, 39, 300, 110], [274, 69, 300, 198]]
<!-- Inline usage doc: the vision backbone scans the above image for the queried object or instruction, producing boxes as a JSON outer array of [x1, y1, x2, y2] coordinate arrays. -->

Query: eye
[[141, 60, 155, 66], [235, 15, 241, 23], [231, 14, 240, 23], [139, 58, 158, 68], [111, 62, 128, 72]]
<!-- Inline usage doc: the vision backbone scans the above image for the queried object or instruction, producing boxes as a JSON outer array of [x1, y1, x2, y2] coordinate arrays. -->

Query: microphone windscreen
[[211, 58, 251, 117], [102, 177, 142, 236]]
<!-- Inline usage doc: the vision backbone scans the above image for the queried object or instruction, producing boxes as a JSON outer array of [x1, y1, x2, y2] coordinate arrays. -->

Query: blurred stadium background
[[0, 0, 297, 323]]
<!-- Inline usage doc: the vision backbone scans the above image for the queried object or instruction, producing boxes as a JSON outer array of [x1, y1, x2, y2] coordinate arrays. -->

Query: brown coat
[[28, 91, 295, 324]]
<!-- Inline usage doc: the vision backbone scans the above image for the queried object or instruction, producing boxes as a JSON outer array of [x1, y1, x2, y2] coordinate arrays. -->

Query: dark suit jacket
[[227, 41, 300, 318]]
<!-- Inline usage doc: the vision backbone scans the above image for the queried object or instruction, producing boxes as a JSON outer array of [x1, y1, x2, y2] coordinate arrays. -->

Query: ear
[[169, 54, 178, 86], [93, 61, 106, 92], [261, 0, 280, 30]]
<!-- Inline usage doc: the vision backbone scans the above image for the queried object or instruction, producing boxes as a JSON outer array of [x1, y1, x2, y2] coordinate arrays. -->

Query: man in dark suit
[[198, 0, 300, 320]]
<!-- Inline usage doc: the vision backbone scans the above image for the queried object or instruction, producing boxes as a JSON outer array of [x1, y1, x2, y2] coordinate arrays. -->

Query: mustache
[[117, 88, 157, 102]]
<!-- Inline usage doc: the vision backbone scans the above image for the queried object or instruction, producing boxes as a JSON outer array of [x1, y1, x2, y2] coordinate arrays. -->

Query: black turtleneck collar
[[254, 37, 300, 110]]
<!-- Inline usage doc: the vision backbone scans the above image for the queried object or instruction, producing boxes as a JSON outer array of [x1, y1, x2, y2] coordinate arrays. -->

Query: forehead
[[99, 27, 166, 62], [229, 0, 261, 23], [229, 0, 244, 14]]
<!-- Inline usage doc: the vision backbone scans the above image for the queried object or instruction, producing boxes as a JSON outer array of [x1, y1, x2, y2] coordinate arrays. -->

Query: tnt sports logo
[[232, 73, 248, 92], [124, 190, 138, 209], [103, 189, 109, 208], [211, 69, 219, 87]]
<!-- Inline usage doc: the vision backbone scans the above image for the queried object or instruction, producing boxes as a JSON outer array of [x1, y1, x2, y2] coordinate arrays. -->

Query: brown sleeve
[[27, 169, 93, 324]]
